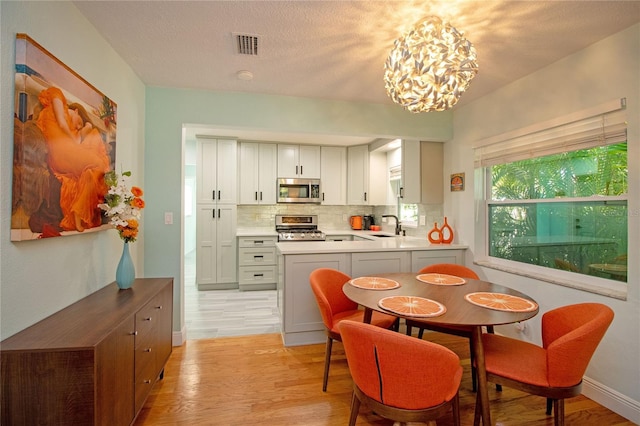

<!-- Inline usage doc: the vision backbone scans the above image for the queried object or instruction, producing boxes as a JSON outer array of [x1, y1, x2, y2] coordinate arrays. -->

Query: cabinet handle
[[254, 255, 264, 261], [300, 165, 303, 175], [254, 240, 264, 245], [218, 190, 221, 200], [254, 273, 264, 277], [212, 190, 216, 200], [218, 209, 221, 219], [156, 305, 163, 310], [212, 209, 216, 219], [131, 331, 138, 336], [364, 192, 367, 201], [255, 191, 258, 201], [322, 193, 325, 201], [143, 379, 152, 384], [145, 317, 152, 321], [400, 187, 404, 198], [144, 348, 152, 352], [259, 191, 262, 201]]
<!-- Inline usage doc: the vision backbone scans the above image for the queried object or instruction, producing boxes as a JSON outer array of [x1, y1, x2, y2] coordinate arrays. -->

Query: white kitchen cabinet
[[238, 142, 277, 204], [280, 252, 351, 346], [347, 145, 386, 205], [420, 141, 443, 204], [351, 251, 411, 277], [196, 204, 237, 290], [196, 138, 237, 204], [411, 249, 464, 271], [277, 144, 320, 178], [347, 144, 369, 204], [237, 236, 278, 291], [320, 146, 347, 205], [400, 139, 422, 204]]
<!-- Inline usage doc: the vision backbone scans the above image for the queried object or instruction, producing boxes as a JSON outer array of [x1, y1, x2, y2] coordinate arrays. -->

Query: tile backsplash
[[238, 204, 446, 240]]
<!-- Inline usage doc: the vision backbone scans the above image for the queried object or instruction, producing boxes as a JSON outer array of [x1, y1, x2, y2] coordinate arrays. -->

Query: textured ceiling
[[73, 0, 640, 143]]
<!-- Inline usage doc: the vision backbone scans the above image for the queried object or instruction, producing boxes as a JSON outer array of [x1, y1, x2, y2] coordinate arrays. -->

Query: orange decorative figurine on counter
[[428, 222, 443, 244], [440, 217, 454, 244]]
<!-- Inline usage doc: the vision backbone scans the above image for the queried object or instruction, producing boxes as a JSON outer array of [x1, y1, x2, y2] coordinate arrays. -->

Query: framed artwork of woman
[[11, 34, 117, 241]]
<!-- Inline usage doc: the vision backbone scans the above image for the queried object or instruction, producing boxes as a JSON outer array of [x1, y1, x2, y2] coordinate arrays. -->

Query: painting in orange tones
[[349, 277, 401, 290], [378, 296, 446, 317], [465, 292, 538, 312], [416, 273, 466, 285]]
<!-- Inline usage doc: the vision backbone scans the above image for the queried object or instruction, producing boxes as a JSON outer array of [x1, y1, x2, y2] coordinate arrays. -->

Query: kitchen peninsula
[[276, 232, 467, 346]]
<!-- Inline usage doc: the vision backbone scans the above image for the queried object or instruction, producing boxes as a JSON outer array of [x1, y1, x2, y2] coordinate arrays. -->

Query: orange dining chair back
[[339, 320, 462, 426], [480, 303, 614, 426], [309, 268, 397, 392], [406, 263, 489, 391]]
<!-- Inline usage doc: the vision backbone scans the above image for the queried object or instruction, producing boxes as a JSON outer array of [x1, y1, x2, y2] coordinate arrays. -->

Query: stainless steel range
[[276, 214, 326, 241]]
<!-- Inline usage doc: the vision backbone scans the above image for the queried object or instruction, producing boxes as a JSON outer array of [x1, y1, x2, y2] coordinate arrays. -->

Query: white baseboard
[[172, 326, 186, 346], [582, 376, 640, 424]]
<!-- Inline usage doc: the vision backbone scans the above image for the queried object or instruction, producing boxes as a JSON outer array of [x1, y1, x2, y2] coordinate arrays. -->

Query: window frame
[[473, 100, 628, 300]]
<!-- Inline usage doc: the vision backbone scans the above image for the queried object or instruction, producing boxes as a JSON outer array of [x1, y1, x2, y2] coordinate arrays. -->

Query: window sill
[[474, 257, 627, 300]]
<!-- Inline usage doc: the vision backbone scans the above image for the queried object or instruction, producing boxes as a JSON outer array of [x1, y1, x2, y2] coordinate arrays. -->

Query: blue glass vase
[[116, 241, 135, 290]]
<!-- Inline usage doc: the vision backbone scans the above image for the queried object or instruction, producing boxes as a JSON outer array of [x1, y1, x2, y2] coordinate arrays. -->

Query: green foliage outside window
[[488, 143, 628, 282]]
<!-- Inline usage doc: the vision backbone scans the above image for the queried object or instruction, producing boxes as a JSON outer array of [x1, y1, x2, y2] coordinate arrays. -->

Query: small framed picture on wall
[[450, 173, 465, 192]]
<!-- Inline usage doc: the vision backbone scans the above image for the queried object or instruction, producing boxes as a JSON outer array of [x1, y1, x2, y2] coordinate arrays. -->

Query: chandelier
[[384, 16, 478, 113]]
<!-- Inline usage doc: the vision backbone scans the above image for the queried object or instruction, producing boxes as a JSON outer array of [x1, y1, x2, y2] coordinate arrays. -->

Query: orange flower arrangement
[[98, 171, 145, 243]]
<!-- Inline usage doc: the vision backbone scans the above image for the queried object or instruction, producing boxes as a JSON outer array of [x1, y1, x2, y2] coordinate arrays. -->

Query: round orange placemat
[[416, 273, 466, 286], [349, 277, 401, 290], [378, 296, 446, 317], [465, 292, 538, 312]]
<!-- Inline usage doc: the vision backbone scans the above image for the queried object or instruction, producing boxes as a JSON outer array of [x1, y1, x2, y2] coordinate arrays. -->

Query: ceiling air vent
[[234, 33, 259, 56]]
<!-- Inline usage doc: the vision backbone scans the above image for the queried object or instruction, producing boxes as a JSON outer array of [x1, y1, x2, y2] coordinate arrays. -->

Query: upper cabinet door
[[196, 138, 237, 205], [347, 145, 369, 205], [298, 145, 320, 178], [401, 139, 422, 204], [257, 143, 278, 204], [320, 146, 347, 205], [277, 144, 299, 178], [238, 142, 260, 204], [277, 144, 320, 178]]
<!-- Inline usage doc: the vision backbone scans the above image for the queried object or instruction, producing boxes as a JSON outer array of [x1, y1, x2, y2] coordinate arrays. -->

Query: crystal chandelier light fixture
[[384, 16, 478, 113]]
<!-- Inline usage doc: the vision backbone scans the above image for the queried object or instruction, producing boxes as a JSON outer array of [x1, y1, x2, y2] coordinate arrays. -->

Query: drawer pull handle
[[143, 379, 152, 384], [145, 317, 152, 321], [131, 331, 138, 336], [254, 255, 264, 260], [156, 305, 163, 310], [254, 273, 264, 277], [254, 240, 264, 245], [144, 348, 152, 352]]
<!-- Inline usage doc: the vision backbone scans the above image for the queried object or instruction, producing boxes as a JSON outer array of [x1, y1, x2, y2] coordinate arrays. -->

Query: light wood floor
[[134, 330, 634, 426]]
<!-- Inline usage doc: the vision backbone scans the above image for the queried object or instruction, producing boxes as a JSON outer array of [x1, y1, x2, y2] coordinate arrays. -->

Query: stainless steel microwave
[[277, 178, 321, 203]]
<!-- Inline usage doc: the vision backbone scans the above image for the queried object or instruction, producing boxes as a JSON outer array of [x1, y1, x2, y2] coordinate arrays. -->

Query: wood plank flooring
[[135, 330, 634, 426]]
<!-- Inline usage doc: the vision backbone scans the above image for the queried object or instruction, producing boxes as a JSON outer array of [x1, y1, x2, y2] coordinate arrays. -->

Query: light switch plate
[[419, 215, 426, 226], [164, 212, 173, 225]]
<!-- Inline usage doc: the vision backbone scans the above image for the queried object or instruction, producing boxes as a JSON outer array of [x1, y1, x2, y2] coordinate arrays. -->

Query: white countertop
[[276, 233, 467, 255]]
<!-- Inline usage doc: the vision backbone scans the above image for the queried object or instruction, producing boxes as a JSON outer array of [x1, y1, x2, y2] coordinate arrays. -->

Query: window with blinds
[[475, 99, 628, 292]]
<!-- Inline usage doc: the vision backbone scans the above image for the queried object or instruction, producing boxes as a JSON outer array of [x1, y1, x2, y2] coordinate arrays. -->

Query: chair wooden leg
[[546, 397, 553, 415], [405, 322, 412, 336], [322, 336, 333, 392], [473, 386, 482, 426], [417, 328, 425, 339], [554, 399, 564, 426], [348, 391, 361, 426], [452, 392, 461, 426]]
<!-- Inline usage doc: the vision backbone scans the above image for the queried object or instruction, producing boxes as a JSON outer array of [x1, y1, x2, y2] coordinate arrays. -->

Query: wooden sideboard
[[1, 277, 173, 426]]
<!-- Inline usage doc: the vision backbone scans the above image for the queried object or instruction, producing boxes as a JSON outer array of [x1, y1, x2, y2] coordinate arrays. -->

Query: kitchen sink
[[371, 234, 394, 238]]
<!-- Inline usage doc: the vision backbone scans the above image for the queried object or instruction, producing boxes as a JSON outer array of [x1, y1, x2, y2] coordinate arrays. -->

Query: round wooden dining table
[[343, 272, 539, 426]]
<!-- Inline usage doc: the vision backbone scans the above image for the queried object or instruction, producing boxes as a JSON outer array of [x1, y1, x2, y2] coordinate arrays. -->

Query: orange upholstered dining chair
[[406, 263, 490, 391], [309, 268, 397, 392], [339, 320, 462, 426], [478, 303, 614, 426]]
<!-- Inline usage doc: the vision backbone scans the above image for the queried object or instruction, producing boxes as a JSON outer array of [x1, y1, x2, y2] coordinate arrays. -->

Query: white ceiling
[[73, 0, 640, 145]]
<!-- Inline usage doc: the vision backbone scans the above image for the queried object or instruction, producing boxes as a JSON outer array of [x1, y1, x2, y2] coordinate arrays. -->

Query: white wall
[[0, 1, 146, 339], [446, 24, 640, 422]]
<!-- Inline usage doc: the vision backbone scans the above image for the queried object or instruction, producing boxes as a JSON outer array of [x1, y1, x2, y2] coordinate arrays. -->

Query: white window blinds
[[473, 98, 627, 168]]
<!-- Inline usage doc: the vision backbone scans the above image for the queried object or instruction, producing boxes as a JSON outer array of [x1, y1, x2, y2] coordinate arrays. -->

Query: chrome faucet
[[382, 214, 402, 235]]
